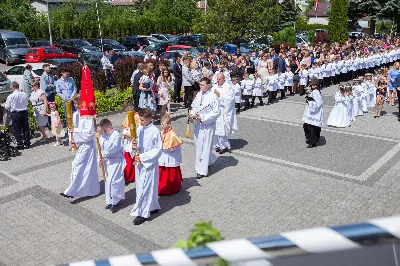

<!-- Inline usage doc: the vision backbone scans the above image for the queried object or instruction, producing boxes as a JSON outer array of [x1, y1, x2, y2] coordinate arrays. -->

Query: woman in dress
[[327, 86, 351, 128], [257, 54, 270, 81], [139, 67, 156, 111], [189, 60, 202, 98], [157, 67, 173, 119], [30, 80, 48, 142], [289, 55, 300, 95], [374, 69, 388, 118], [387, 62, 399, 106]]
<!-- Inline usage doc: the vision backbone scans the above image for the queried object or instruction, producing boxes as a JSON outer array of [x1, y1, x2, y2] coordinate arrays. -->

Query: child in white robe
[[232, 77, 242, 114], [346, 84, 357, 121], [130, 108, 162, 225], [97, 119, 125, 213], [365, 74, 376, 107], [241, 73, 253, 110], [327, 86, 351, 128], [251, 72, 264, 106], [265, 69, 278, 105], [62, 94, 100, 199], [284, 68, 294, 96], [299, 64, 309, 96], [276, 68, 285, 100], [353, 79, 366, 116]]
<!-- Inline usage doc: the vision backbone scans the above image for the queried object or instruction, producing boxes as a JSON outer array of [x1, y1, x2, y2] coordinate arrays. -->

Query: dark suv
[[55, 39, 100, 58], [89, 39, 127, 51], [168, 35, 200, 47], [120, 36, 149, 51]]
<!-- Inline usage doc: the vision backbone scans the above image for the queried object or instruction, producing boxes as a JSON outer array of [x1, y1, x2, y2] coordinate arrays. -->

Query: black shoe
[[105, 204, 112, 210], [17, 146, 24, 150], [398, 116, 400, 122], [267, 103, 271, 106], [110, 205, 118, 213], [307, 144, 317, 148], [60, 193, 74, 198], [305, 140, 311, 144], [215, 147, 221, 152], [150, 209, 159, 215], [259, 102, 264, 106], [218, 148, 227, 154], [196, 173, 205, 179], [133, 216, 147, 225]]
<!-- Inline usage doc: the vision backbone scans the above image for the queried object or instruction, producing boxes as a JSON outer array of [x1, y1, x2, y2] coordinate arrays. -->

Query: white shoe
[[53, 142, 61, 147]]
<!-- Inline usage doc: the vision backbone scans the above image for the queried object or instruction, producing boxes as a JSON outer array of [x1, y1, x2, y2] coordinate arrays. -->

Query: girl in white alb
[[327, 86, 351, 128], [252, 72, 264, 106], [241, 73, 253, 110], [231, 77, 242, 113], [299, 65, 309, 96], [284, 68, 294, 95]]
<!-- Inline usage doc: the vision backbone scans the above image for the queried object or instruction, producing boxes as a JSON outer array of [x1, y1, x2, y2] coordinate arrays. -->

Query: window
[[43, 48, 54, 54], [0, 38, 4, 47], [53, 48, 64, 54], [27, 49, 38, 55], [6, 66, 24, 75], [33, 69, 44, 76]]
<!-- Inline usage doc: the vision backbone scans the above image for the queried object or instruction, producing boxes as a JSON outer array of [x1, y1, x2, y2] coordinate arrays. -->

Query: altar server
[[265, 69, 278, 105], [299, 64, 309, 96], [97, 119, 125, 212], [327, 86, 351, 128], [190, 77, 221, 179], [158, 114, 183, 196], [302, 77, 323, 148], [130, 108, 163, 225], [353, 78, 366, 115], [232, 77, 242, 114], [251, 72, 264, 106], [346, 84, 357, 121], [241, 72, 253, 110], [284, 67, 294, 95], [214, 73, 237, 154], [121, 113, 140, 184], [61, 94, 100, 199]]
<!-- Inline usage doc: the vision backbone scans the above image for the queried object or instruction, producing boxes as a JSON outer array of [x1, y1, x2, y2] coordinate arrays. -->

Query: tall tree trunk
[[369, 18, 376, 35]]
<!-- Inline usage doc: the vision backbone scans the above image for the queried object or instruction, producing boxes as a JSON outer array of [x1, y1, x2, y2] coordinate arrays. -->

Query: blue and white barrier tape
[[64, 216, 400, 266]]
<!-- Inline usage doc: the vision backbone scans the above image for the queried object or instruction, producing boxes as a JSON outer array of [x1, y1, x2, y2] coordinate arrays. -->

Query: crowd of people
[[2, 36, 400, 224]]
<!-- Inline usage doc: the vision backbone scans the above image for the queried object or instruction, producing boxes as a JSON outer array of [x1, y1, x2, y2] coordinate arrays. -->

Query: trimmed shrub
[[314, 32, 330, 44]]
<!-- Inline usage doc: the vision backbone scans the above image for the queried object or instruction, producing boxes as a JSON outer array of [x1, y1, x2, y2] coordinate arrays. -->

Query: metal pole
[[96, 2, 103, 52], [204, 0, 207, 15], [46, 0, 53, 45]]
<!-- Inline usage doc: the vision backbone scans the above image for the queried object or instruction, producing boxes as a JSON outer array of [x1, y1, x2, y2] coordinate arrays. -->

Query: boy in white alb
[[284, 67, 294, 95], [232, 77, 242, 114], [241, 72, 253, 110]]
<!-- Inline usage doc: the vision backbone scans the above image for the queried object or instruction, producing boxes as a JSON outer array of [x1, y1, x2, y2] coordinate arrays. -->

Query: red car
[[26, 46, 76, 63]]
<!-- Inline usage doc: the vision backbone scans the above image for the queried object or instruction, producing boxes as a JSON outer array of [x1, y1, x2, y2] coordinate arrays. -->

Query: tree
[[348, 0, 387, 34], [193, 0, 281, 45], [277, 0, 299, 30], [272, 26, 296, 45], [328, 0, 348, 43], [0, 0, 39, 33], [378, 0, 400, 35]]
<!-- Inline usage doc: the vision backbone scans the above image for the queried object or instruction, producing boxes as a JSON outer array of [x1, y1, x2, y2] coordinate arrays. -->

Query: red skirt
[[158, 166, 182, 195], [124, 152, 135, 183]]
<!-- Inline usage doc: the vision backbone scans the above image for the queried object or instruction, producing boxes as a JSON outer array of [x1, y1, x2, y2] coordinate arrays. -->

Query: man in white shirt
[[5, 81, 30, 149], [101, 50, 113, 88]]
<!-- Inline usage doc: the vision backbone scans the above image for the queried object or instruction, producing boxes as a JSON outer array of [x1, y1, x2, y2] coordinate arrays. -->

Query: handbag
[[293, 74, 300, 82]]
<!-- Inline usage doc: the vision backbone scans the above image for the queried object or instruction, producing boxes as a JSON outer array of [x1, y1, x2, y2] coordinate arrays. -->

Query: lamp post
[[96, 2, 103, 51], [46, 0, 53, 45]]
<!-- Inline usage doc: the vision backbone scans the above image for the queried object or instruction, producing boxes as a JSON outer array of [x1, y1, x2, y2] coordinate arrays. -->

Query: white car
[[3, 63, 57, 86]]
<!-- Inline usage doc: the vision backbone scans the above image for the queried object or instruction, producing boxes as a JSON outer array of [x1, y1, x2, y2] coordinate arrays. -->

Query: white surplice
[[353, 85, 366, 115], [64, 117, 100, 198], [213, 83, 238, 150], [364, 81, 376, 108], [130, 123, 162, 219], [68, 110, 80, 143], [99, 129, 125, 206], [302, 89, 324, 127], [190, 89, 221, 176]]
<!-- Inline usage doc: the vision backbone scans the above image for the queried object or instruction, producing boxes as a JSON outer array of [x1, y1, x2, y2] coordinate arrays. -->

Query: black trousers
[[281, 88, 286, 99], [244, 95, 251, 109], [397, 90, 400, 117], [251, 96, 263, 105], [235, 103, 241, 113], [11, 110, 30, 148], [303, 123, 321, 145], [299, 85, 306, 96], [267, 91, 274, 104], [174, 78, 182, 103], [133, 92, 141, 112], [184, 85, 194, 110]]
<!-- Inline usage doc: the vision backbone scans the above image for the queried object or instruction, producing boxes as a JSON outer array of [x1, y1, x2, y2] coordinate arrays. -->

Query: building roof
[[307, 2, 331, 18]]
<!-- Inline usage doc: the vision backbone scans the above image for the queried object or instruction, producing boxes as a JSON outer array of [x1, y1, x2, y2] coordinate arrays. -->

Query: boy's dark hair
[[311, 77, 319, 87], [72, 94, 81, 103], [99, 118, 112, 127], [122, 99, 134, 111], [199, 77, 211, 84], [138, 108, 152, 118]]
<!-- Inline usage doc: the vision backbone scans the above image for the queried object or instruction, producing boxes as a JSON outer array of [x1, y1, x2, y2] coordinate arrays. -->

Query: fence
[[64, 216, 400, 266]]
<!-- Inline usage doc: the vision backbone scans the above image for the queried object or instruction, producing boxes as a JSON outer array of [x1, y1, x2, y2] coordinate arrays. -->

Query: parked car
[[25, 46, 76, 63], [55, 39, 100, 58], [159, 51, 184, 71], [191, 34, 206, 46], [166, 45, 200, 57], [3, 63, 57, 86], [29, 40, 51, 48], [145, 41, 171, 55], [0, 72, 11, 101], [168, 35, 200, 47], [43, 58, 81, 68], [120, 36, 149, 51], [78, 51, 104, 70], [0, 30, 30, 65], [296, 36, 308, 47], [117, 51, 146, 61], [89, 39, 127, 52], [151, 34, 170, 41]]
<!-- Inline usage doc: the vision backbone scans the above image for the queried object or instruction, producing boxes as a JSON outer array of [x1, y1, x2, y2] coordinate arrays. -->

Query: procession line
[[238, 114, 400, 143], [357, 142, 400, 182], [181, 138, 360, 181], [282, 99, 397, 117]]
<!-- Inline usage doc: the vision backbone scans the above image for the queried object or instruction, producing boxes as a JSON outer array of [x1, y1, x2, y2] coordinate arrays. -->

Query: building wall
[[31, 1, 48, 12], [308, 17, 329, 25]]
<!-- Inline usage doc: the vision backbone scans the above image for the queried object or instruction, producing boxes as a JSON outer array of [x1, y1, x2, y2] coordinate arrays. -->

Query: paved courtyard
[[1, 83, 400, 265]]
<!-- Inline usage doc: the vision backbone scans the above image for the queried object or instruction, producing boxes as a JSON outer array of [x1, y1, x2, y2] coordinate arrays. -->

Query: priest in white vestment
[[213, 73, 238, 154], [130, 108, 162, 225], [97, 119, 125, 213], [190, 77, 221, 179], [62, 115, 100, 198], [302, 77, 324, 148]]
